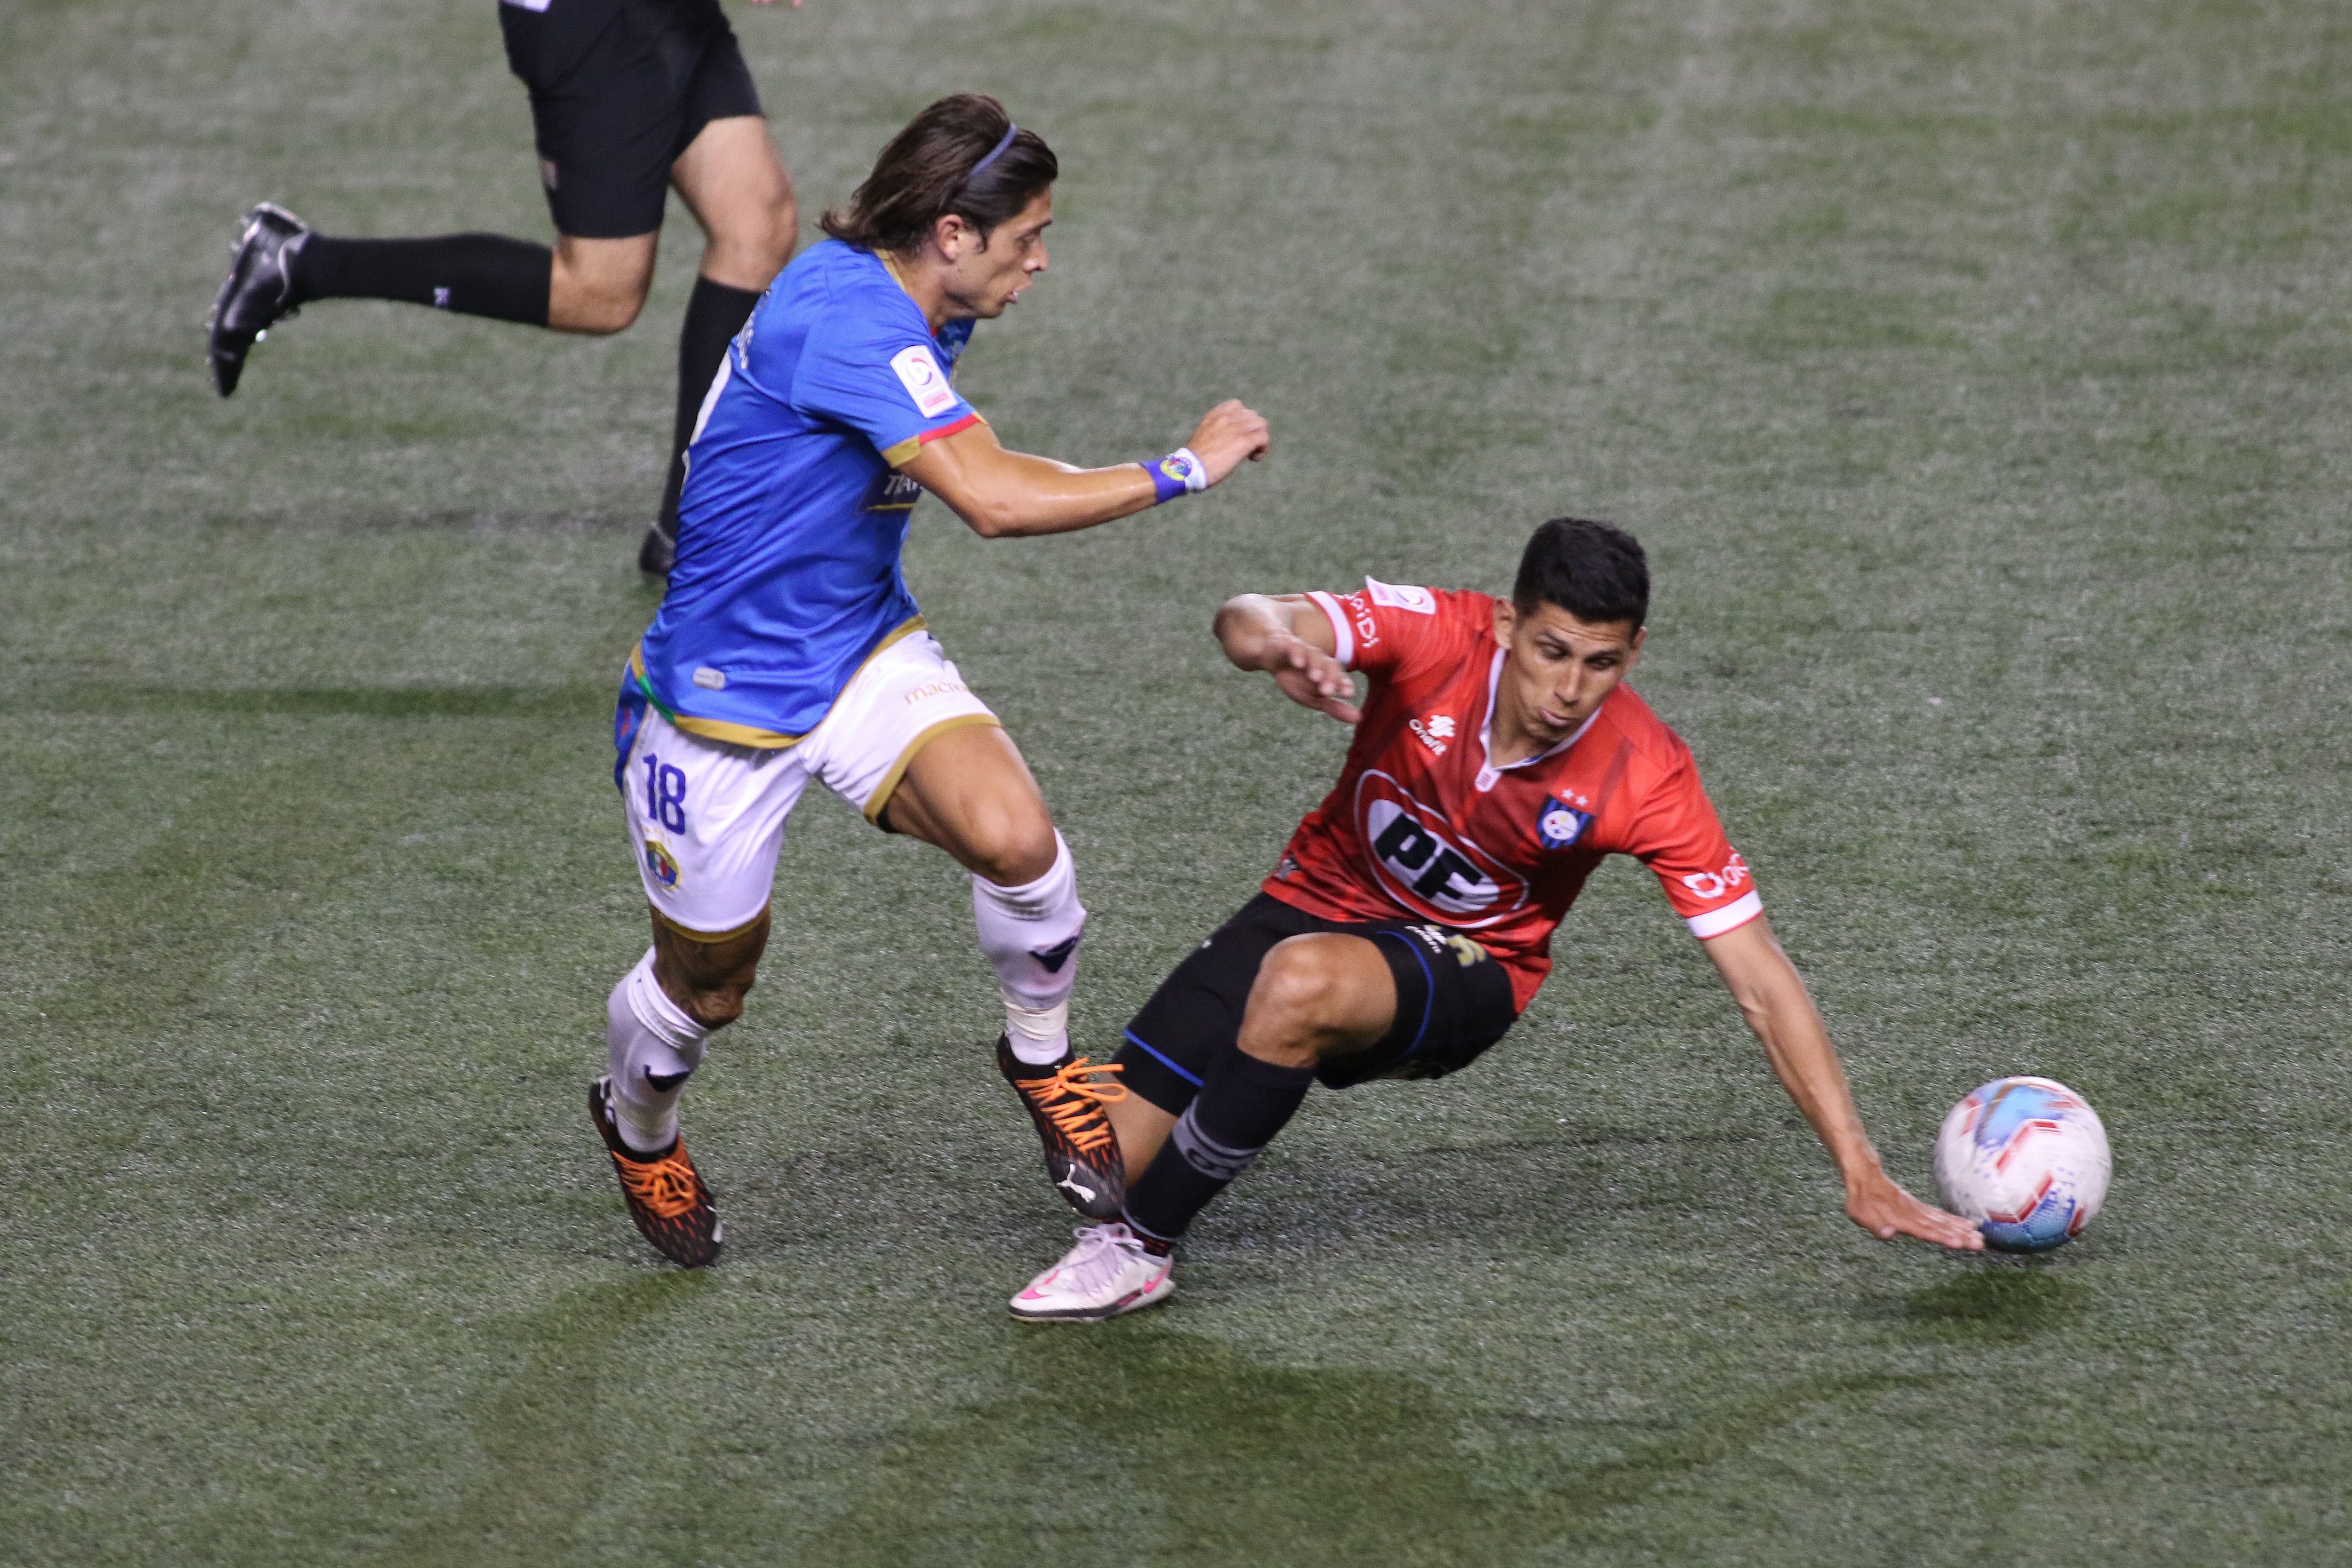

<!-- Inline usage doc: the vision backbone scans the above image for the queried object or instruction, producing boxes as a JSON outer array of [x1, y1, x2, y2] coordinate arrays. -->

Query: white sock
[[971, 832, 1086, 1066], [604, 948, 711, 1153]]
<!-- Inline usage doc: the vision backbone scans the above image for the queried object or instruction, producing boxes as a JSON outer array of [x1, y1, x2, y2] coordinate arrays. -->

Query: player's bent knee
[[682, 979, 752, 1029], [651, 909, 769, 1029], [576, 286, 649, 335], [1250, 938, 1353, 1026], [964, 807, 1058, 887]]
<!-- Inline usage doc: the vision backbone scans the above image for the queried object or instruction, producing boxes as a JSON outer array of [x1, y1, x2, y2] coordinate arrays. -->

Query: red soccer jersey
[[1263, 579, 1764, 1011]]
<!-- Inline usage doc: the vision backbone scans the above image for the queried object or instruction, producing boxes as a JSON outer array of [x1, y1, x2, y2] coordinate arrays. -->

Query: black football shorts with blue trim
[[1116, 892, 1521, 1114]]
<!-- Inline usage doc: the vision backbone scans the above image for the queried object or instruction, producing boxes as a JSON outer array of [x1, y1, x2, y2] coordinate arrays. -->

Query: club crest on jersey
[[1353, 771, 1527, 926], [642, 839, 681, 890], [1537, 796, 1592, 851]]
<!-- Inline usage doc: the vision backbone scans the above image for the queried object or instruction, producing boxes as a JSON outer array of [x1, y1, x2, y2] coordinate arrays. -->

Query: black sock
[[1122, 1051, 1316, 1244], [657, 276, 763, 529], [289, 233, 552, 327]]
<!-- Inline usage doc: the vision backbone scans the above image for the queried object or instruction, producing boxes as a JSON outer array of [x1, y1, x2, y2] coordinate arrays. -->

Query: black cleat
[[998, 1035, 1128, 1220], [589, 1076, 723, 1267], [637, 519, 676, 579], [206, 203, 309, 396]]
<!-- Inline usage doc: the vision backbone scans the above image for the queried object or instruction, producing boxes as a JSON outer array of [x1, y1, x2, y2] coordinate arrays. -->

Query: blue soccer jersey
[[633, 239, 983, 745]]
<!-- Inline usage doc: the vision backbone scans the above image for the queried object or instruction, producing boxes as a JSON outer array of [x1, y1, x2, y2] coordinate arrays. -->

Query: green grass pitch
[[4, 0, 2350, 1561]]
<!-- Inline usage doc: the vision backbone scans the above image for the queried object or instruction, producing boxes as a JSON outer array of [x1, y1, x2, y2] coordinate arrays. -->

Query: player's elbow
[[960, 496, 1026, 539], [1212, 597, 1259, 663]]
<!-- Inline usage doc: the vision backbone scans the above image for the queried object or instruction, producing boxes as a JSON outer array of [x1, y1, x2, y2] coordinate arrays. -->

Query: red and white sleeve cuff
[[1305, 590, 1354, 668], [1686, 890, 1764, 940]]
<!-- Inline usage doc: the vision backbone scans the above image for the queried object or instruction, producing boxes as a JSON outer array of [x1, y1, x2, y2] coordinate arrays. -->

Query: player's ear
[[1493, 598, 1518, 646], [1625, 626, 1647, 665]]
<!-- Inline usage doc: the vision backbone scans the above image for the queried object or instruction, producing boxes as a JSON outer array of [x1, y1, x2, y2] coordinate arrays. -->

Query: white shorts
[[617, 629, 1000, 936]]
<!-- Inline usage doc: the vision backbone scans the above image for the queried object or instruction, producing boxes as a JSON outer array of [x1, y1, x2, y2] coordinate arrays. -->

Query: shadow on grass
[[364, 1272, 715, 1568], [1899, 1266, 2084, 1343], [793, 1331, 1922, 1568]]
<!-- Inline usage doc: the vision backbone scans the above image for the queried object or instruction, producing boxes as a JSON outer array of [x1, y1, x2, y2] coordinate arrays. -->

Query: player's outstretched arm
[[1214, 593, 1360, 723], [902, 399, 1269, 539], [1701, 917, 1984, 1252]]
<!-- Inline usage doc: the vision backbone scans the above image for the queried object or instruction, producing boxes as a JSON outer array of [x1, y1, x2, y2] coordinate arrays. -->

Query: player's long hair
[[822, 95, 1058, 255]]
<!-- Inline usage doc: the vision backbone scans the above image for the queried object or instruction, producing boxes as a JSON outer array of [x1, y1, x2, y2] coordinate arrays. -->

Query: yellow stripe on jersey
[[630, 618, 933, 751]]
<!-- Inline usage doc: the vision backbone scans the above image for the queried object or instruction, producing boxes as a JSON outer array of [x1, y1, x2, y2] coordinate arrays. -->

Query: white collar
[[1474, 647, 1602, 792]]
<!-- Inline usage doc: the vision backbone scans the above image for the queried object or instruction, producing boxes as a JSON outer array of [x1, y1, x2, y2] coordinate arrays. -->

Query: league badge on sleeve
[[890, 344, 960, 416], [1537, 796, 1591, 851]]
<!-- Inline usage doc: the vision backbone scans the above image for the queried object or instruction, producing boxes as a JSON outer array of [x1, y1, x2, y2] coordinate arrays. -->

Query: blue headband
[[963, 124, 1019, 186]]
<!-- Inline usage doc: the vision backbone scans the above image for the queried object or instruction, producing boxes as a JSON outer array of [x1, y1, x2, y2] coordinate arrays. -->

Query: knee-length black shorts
[[500, 0, 763, 239], [1115, 892, 1521, 1114]]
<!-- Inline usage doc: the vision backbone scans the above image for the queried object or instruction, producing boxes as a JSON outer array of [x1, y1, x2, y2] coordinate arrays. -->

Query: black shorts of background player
[[205, 0, 800, 576]]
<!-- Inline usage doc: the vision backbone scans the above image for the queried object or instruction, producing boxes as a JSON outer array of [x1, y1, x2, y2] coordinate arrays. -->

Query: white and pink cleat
[[1009, 1223, 1175, 1322]]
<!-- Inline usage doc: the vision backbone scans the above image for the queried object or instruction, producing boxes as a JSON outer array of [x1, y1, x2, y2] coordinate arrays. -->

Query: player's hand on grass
[[1188, 400, 1271, 485], [1846, 1171, 1985, 1251], [1264, 634, 1360, 724]]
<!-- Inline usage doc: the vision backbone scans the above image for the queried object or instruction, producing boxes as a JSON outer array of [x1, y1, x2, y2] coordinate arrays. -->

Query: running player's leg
[[644, 65, 798, 572], [799, 629, 1119, 1211], [881, 722, 1078, 1056], [206, 0, 682, 393], [596, 688, 807, 1266], [882, 725, 1130, 1208]]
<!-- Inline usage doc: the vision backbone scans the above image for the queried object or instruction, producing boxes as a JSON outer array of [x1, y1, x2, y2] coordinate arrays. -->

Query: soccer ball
[[1932, 1076, 2111, 1252]]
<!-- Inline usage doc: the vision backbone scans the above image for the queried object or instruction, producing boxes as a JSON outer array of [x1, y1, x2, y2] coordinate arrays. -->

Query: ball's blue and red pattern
[[1932, 1076, 2112, 1252]]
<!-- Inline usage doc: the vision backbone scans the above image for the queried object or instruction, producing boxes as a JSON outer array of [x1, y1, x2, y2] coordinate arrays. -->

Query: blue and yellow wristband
[[1143, 446, 1208, 505]]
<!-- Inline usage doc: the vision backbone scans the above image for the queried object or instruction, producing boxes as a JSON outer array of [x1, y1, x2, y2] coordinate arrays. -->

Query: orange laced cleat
[[997, 1037, 1130, 1220], [589, 1076, 724, 1268]]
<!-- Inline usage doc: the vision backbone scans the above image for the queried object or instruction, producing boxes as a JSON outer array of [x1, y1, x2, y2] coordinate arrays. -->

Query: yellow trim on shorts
[[636, 619, 931, 751], [650, 904, 770, 944], [860, 712, 1005, 825]]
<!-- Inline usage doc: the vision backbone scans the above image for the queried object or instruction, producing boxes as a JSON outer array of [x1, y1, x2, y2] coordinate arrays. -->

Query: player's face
[[942, 189, 1054, 319], [1491, 600, 1645, 748]]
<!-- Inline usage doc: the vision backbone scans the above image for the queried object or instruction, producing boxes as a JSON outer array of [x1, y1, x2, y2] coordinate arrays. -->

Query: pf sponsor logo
[[1680, 851, 1750, 901], [1353, 771, 1526, 924], [1408, 713, 1455, 756]]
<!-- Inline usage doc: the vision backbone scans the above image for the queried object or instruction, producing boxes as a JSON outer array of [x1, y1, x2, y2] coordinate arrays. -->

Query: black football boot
[[206, 203, 310, 396], [589, 1076, 724, 1267], [997, 1036, 1129, 1220]]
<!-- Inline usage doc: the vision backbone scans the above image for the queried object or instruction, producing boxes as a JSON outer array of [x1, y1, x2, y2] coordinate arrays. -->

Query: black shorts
[[1116, 892, 1522, 1114], [500, 0, 763, 239]]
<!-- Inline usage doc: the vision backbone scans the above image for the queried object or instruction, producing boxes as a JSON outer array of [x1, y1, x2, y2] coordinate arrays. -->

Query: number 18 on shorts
[[613, 629, 1001, 938]]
